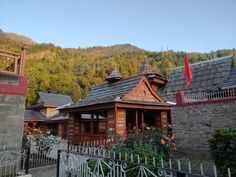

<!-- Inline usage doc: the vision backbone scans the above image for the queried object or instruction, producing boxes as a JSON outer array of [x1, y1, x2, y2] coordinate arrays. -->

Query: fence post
[[56, 150, 61, 177], [25, 147, 30, 174]]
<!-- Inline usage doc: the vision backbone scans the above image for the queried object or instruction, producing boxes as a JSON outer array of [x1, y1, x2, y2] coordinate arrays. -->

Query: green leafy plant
[[22, 134, 30, 150], [34, 135, 58, 153], [209, 129, 236, 177], [112, 131, 176, 162]]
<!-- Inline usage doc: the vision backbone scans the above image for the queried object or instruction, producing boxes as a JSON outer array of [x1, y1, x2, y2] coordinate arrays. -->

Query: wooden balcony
[[0, 45, 26, 76]]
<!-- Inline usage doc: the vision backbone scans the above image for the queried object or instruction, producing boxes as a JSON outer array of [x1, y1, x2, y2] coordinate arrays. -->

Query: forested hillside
[[0, 29, 235, 106]]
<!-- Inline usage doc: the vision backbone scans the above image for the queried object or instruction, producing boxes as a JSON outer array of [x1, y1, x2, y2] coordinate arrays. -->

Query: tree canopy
[[1, 32, 235, 106]]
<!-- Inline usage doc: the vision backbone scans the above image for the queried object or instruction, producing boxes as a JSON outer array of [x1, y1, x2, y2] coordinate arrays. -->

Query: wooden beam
[[0, 49, 21, 57], [152, 78, 167, 84], [115, 103, 171, 110], [20, 45, 27, 76], [60, 103, 115, 113], [14, 58, 18, 74], [0, 52, 19, 59]]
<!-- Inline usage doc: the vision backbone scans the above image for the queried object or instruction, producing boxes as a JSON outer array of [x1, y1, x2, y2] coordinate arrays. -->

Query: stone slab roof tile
[[63, 75, 170, 110], [24, 109, 45, 121], [66, 75, 143, 109], [161, 56, 234, 102], [218, 68, 236, 89], [36, 92, 73, 107]]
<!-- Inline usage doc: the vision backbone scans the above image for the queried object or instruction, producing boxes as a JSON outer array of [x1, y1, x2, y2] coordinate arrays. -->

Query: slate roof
[[64, 75, 142, 109], [218, 68, 236, 89], [161, 56, 235, 102], [35, 92, 73, 107], [44, 112, 68, 122], [24, 109, 45, 121], [63, 75, 170, 109]]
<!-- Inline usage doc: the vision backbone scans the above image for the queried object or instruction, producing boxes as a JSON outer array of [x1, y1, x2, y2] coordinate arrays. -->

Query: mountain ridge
[[0, 29, 36, 45]]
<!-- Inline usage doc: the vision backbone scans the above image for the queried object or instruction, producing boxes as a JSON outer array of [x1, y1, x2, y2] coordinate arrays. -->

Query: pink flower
[[164, 136, 169, 141], [160, 140, 165, 145]]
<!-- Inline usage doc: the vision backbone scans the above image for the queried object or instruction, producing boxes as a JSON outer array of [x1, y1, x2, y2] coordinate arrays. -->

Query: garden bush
[[87, 130, 176, 177], [209, 129, 236, 177], [112, 131, 176, 162]]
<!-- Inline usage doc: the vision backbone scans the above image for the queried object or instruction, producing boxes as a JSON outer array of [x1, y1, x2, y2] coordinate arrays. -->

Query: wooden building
[[24, 92, 73, 139], [60, 61, 171, 144]]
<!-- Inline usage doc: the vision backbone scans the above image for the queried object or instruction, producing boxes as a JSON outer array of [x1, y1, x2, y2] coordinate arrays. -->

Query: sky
[[1, 0, 236, 52]]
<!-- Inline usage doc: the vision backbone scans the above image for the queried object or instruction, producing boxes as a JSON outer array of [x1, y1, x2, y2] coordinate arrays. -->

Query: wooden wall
[[68, 113, 81, 144], [106, 110, 116, 135], [124, 80, 159, 102], [116, 109, 126, 139], [58, 122, 68, 139]]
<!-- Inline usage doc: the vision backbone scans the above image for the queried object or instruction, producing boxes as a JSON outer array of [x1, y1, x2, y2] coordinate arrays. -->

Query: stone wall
[[172, 100, 236, 156], [0, 73, 26, 154]]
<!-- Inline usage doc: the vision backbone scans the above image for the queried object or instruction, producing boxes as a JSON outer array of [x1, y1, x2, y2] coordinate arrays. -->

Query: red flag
[[184, 53, 192, 87]]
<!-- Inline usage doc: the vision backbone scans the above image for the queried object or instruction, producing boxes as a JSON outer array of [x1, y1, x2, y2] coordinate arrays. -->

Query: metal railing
[[57, 144, 233, 177], [21, 147, 58, 172], [19, 137, 67, 175], [0, 149, 23, 177], [185, 88, 236, 103]]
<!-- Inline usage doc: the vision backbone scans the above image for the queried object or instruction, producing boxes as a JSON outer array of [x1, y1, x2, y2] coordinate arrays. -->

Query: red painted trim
[[0, 76, 27, 96], [173, 97, 236, 107], [176, 92, 185, 104]]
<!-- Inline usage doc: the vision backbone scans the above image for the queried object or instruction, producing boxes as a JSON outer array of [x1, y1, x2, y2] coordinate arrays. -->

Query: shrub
[[112, 131, 176, 162], [22, 134, 30, 150], [35, 135, 58, 152], [209, 129, 236, 177], [87, 131, 175, 177]]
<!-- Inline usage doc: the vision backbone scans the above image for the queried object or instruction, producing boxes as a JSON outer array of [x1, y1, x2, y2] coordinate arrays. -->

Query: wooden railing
[[72, 133, 107, 145], [0, 45, 26, 75]]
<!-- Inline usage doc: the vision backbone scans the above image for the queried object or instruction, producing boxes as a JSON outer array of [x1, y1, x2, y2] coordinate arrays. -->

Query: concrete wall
[[29, 165, 56, 177], [0, 73, 26, 155], [172, 100, 236, 156]]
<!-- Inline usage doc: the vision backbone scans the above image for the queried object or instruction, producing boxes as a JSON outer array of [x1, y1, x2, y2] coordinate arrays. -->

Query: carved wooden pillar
[[135, 110, 139, 134], [68, 113, 75, 144], [141, 111, 145, 131], [160, 111, 168, 133], [58, 123, 63, 138], [74, 114, 81, 135]]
